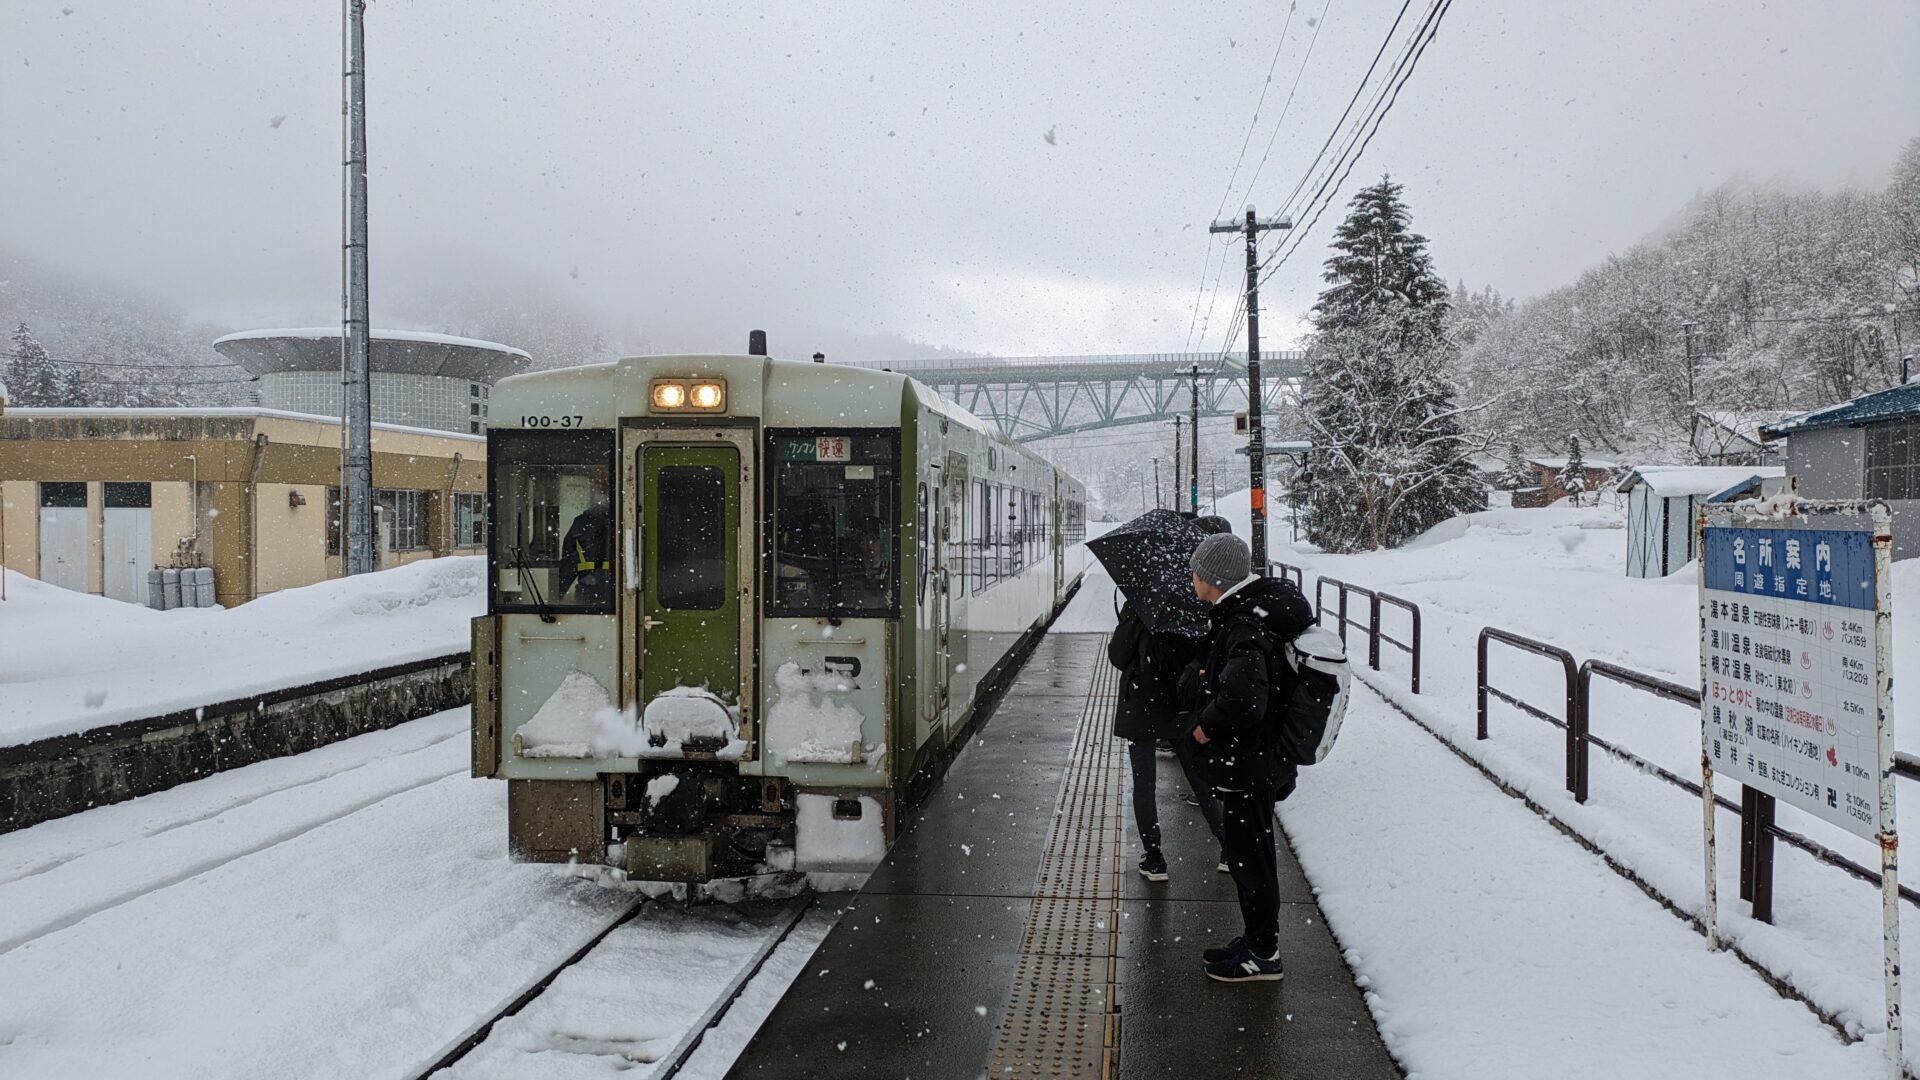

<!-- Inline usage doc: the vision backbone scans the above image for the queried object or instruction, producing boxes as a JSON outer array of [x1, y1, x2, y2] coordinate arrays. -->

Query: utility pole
[[1211, 207, 1290, 565], [1683, 321, 1699, 463], [1152, 457, 1162, 510], [1189, 362, 1201, 516], [340, 0, 375, 575], [1172, 418, 1183, 514]]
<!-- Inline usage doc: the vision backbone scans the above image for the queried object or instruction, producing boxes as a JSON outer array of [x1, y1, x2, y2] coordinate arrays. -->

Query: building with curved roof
[[213, 328, 532, 435]]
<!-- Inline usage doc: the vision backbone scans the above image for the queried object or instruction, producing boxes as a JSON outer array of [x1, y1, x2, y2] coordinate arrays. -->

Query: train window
[[657, 465, 727, 610], [916, 482, 929, 605], [768, 431, 898, 616], [974, 480, 989, 592], [488, 429, 614, 614]]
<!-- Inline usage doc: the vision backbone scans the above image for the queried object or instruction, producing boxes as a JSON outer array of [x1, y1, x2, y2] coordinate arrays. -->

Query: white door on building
[[103, 482, 154, 604], [38, 482, 89, 593]]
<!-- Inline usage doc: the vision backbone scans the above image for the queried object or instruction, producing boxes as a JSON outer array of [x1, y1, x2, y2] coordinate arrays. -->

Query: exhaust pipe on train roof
[[749, 329, 768, 356]]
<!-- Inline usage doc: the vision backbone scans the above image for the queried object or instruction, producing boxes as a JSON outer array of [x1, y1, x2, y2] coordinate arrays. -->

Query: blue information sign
[[1700, 527, 1875, 612]]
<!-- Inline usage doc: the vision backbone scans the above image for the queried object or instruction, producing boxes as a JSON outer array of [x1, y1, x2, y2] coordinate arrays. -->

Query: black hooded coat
[[1179, 576, 1315, 795]]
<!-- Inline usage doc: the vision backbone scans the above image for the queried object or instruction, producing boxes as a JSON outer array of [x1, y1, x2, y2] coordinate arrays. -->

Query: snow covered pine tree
[[1299, 176, 1486, 552], [1556, 435, 1587, 506], [8, 323, 62, 407]]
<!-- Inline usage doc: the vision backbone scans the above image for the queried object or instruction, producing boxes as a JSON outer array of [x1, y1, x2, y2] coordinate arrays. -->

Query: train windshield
[[488, 429, 615, 614], [768, 432, 898, 616]]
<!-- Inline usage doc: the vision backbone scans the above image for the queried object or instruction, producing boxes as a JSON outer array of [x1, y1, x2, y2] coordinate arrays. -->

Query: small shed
[[1616, 465, 1786, 577]]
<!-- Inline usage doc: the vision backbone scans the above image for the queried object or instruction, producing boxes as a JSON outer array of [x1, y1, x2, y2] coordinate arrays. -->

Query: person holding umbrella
[[1089, 511, 1228, 881]]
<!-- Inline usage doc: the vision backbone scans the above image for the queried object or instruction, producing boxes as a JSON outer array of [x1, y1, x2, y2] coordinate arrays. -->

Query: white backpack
[[1277, 625, 1351, 765]]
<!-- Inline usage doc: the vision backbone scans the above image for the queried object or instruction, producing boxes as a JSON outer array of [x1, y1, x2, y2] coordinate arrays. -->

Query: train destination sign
[[1699, 521, 1887, 840]]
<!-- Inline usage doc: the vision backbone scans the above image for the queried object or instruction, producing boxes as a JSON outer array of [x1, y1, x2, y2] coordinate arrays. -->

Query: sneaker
[[1138, 852, 1169, 882], [1202, 936, 1245, 964], [1205, 942, 1285, 983], [1217, 851, 1231, 874], [1181, 793, 1201, 807]]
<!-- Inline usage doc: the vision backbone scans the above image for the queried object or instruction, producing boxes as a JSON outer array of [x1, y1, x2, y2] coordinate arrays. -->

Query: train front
[[471, 352, 908, 884]]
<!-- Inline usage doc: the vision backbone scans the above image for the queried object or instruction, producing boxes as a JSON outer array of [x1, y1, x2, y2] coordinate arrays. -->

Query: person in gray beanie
[[1178, 531, 1312, 983]]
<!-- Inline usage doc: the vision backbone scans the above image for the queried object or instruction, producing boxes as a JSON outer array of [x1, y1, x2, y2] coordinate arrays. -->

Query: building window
[[470, 383, 481, 397], [470, 402, 481, 416], [376, 489, 427, 550], [470, 420, 481, 434], [1867, 418, 1918, 501], [454, 492, 486, 548], [40, 482, 86, 508]]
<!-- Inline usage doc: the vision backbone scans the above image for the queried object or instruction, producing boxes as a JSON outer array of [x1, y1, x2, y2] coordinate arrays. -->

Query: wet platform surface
[[727, 632, 1400, 1079]]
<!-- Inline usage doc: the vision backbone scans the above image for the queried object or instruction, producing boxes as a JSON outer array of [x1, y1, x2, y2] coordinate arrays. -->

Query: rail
[[1278, 563, 1422, 696], [1471, 629, 1920, 924]]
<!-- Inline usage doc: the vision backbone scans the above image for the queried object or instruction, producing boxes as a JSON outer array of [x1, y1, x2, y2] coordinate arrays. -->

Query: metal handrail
[[1574, 657, 1920, 917], [1372, 593, 1422, 695], [1476, 628, 1580, 796]]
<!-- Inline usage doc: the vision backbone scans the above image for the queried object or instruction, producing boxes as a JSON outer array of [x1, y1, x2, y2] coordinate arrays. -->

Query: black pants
[[1127, 739, 1226, 857], [1219, 790, 1280, 957]]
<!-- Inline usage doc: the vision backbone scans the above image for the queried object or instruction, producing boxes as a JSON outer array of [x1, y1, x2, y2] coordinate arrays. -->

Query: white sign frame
[[1698, 498, 1897, 1078]]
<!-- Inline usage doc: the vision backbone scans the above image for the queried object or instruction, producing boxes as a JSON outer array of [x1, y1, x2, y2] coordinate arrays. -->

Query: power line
[[1236, 0, 1336, 215], [1260, 0, 1445, 281], [1259, 0, 1454, 290], [1266, 0, 1416, 231], [0, 351, 241, 371], [1185, 5, 1302, 350]]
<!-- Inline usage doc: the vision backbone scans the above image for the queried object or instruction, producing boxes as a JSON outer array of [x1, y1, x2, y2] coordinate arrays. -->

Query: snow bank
[[1282, 689, 1883, 1077], [517, 677, 745, 761], [765, 663, 865, 764], [0, 556, 484, 746], [1270, 497, 1920, 1069]]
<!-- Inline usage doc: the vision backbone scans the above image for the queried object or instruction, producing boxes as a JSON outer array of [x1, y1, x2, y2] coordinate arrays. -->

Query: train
[[470, 340, 1087, 884]]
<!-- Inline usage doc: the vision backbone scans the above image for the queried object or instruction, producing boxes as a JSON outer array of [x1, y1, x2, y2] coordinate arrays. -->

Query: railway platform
[[727, 632, 1400, 1079]]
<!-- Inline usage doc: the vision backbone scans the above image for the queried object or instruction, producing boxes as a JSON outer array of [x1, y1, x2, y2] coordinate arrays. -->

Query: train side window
[[916, 482, 929, 604], [488, 429, 614, 614], [767, 431, 899, 616]]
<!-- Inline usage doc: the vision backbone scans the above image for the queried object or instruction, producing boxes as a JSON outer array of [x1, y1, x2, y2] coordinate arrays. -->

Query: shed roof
[[1614, 464, 1783, 497], [1759, 380, 1920, 439]]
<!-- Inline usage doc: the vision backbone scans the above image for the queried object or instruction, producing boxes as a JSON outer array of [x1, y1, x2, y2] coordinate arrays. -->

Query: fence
[[1476, 625, 1920, 924], [1305, 572, 1422, 696]]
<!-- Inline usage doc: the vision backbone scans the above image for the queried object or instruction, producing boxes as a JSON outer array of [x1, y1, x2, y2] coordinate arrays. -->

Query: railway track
[[409, 893, 821, 1080]]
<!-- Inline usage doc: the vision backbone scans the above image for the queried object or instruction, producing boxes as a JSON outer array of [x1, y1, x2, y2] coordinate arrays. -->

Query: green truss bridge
[[842, 351, 1307, 443]]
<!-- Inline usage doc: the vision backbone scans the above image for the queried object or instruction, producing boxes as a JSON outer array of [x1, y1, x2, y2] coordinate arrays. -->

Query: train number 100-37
[[522, 415, 585, 428]]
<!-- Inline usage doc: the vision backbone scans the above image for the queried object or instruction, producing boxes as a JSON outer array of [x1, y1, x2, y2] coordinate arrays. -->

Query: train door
[[635, 442, 745, 721], [1051, 476, 1065, 597], [936, 451, 966, 724]]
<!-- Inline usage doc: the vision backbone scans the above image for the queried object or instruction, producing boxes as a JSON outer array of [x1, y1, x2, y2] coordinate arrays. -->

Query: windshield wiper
[[512, 545, 559, 623]]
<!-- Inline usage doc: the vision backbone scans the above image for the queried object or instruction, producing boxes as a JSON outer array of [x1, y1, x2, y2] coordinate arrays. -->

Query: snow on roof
[[1614, 465, 1784, 496], [211, 327, 532, 360], [1697, 409, 1796, 443], [1760, 380, 1920, 439], [3, 406, 485, 443], [1528, 455, 1618, 471]]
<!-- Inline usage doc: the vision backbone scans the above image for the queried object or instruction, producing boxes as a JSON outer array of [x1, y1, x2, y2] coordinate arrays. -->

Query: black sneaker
[[1205, 942, 1285, 983], [1217, 851, 1231, 874], [1202, 936, 1246, 964], [1181, 793, 1201, 807], [1138, 852, 1169, 881]]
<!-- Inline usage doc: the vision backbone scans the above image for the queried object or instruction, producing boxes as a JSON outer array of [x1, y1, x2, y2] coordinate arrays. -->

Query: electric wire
[[1258, 0, 1454, 291]]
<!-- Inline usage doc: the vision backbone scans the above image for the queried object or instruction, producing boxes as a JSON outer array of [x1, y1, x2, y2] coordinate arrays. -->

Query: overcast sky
[[2, 0, 1915, 358]]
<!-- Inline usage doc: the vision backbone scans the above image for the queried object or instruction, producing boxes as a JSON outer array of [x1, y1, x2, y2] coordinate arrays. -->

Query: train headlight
[[651, 381, 687, 409], [689, 382, 726, 410]]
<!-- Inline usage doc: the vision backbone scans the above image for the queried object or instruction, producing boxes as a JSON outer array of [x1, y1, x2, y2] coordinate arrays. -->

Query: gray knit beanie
[[1189, 533, 1251, 590]]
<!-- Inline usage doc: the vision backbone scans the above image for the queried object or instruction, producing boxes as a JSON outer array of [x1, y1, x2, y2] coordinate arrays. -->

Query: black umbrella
[[1086, 509, 1212, 637]]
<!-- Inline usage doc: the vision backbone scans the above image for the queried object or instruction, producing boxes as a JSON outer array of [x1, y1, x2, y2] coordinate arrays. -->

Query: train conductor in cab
[[556, 484, 612, 604]]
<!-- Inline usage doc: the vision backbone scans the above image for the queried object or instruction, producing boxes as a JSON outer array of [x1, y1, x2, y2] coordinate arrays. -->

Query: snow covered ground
[[0, 556, 482, 745], [1221, 490, 1920, 1071], [1280, 684, 1885, 1078], [0, 707, 840, 1079]]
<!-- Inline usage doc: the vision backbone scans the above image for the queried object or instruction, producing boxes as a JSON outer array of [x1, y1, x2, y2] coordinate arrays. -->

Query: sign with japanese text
[[1700, 524, 1886, 840]]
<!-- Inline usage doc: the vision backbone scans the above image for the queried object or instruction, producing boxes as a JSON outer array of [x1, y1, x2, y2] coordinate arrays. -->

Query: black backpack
[[1134, 632, 1193, 709]]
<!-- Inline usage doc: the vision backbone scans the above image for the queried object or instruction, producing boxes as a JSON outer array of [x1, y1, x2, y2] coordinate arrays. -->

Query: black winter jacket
[[1178, 576, 1315, 795], [1106, 602, 1200, 742]]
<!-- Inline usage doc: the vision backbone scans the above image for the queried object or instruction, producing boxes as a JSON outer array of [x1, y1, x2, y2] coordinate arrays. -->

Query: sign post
[[1698, 499, 1897, 1077]]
